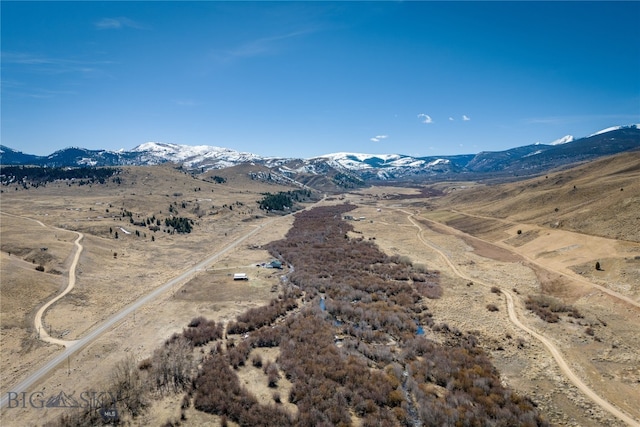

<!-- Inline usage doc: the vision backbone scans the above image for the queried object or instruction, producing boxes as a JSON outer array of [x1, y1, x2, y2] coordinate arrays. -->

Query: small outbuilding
[[269, 260, 283, 269], [233, 273, 249, 281]]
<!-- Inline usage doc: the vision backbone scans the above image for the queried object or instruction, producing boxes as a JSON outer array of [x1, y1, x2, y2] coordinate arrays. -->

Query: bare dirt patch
[[504, 229, 541, 247]]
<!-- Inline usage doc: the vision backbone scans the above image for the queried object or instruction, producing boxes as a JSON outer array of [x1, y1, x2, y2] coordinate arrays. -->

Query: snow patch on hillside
[[131, 141, 261, 167], [589, 124, 640, 137], [549, 135, 574, 145], [320, 152, 401, 162]]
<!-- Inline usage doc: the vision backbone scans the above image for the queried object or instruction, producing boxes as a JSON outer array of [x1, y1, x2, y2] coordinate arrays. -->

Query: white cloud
[[462, 115, 471, 121], [418, 113, 433, 124], [95, 17, 145, 30], [449, 117, 454, 121], [370, 135, 388, 142]]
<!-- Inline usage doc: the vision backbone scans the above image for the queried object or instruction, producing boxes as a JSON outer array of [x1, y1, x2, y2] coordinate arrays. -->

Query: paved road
[[0, 220, 268, 409], [402, 210, 640, 427]]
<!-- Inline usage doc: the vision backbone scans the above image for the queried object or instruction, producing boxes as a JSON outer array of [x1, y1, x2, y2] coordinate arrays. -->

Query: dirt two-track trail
[[0, 198, 326, 411], [1, 212, 82, 347], [400, 209, 640, 427], [0, 214, 270, 409]]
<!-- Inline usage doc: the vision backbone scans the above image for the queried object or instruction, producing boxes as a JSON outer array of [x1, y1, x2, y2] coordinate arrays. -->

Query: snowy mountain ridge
[[2, 125, 639, 186], [589, 124, 640, 137]]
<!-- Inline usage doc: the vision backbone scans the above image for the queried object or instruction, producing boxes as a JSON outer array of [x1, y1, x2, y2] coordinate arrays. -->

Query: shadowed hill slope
[[438, 152, 640, 242]]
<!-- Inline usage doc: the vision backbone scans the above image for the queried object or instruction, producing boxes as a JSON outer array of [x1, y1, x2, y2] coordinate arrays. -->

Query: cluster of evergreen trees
[[164, 216, 193, 233], [258, 190, 312, 211], [0, 165, 119, 186], [332, 172, 365, 189]]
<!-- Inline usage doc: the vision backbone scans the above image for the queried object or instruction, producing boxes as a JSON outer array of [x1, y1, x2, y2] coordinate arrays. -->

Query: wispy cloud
[[462, 115, 471, 121], [370, 135, 388, 142], [94, 17, 145, 30], [22, 88, 77, 99], [2, 52, 114, 99], [449, 117, 454, 121], [1, 79, 77, 99], [523, 114, 638, 126], [175, 99, 199, 107], [210, 28, 316, 63], [525, 117, 565, 125], [418, 113, 433, 124], [2, 52, 114, 75]]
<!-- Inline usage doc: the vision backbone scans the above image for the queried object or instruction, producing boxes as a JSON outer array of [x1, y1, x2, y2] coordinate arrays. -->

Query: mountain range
[[2, 125, 639, 188]]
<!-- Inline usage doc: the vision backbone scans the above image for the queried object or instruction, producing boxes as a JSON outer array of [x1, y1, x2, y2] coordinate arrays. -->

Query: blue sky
[[2, 1, 639, 158]]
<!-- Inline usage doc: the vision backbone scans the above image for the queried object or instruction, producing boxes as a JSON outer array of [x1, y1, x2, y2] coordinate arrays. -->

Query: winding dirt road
[[0, 198, 326, 410], [0, 219, 271, 409], [1, 212, 82, 347], [33, 230, 83, 348], [401, 209, 640, 427], [447, 209, 640, 309]]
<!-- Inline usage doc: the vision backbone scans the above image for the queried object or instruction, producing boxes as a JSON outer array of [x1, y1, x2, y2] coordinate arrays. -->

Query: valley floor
[[1, 183, 639, 426]]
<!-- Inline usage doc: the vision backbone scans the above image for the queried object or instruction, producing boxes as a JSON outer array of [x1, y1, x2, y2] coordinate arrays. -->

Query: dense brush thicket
[[193, 204, 548, 426], [525, 294, 583, 323], [47, 204, 548, 427]]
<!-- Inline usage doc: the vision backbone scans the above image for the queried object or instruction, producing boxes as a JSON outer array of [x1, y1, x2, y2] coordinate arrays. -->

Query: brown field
[[1, 153, 639, 426]]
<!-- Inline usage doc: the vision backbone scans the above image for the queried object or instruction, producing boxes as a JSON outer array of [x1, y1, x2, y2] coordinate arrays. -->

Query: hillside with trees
[[0, 165, 119, 188], [258, 190, 313, 212]]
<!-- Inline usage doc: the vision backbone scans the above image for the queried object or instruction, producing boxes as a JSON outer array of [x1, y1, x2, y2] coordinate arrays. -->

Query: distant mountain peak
[[319, 152, 402, 162], [2, 125, 638, 186], [549, 135, 574, 145], [129, 141, 262, 168], [589, 124, 640, 137]]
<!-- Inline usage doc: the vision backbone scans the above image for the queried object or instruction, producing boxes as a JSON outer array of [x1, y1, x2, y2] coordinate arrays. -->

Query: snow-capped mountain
[[2, 125, 639, 187], [130, 142, 262, 169], [305, 152, 471, 181], [549, 135, 574, 145], [590, 124, 640, 137]]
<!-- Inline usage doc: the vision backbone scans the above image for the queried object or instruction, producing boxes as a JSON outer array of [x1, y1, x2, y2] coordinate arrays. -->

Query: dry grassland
[[341, 153, 640, 426], [1, 153, 639, 426], [1, 164, 298, 425], [341, 186, 639, 426]]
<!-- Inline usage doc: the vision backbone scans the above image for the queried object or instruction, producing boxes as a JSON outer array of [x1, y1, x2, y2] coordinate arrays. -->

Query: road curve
[[0, 218, 270, 409], [1, 211, 82, 347], [0, 194, 331, 411], [447, 209, 640, 310], [33, 229, 83, 347], [400, 209, 640, 427]]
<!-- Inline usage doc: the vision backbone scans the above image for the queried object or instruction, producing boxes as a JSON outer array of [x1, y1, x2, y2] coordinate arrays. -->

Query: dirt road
[[402, 210, 640, 427], [0, 197, 328, 410], [1, 211, 83, 347], [0, 218, 269, 409], [33, 230, 83, 347], [448, 209, 640, 309]]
